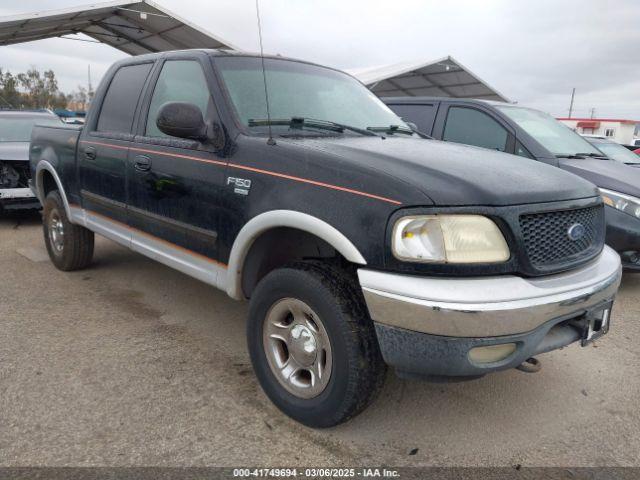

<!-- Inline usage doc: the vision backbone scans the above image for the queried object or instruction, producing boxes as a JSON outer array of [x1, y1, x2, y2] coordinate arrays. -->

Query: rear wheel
[[247, 262, 386, 428], [43, 190, 94, 271]]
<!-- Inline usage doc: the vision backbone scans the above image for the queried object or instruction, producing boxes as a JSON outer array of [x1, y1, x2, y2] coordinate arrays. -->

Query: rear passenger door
[[79, 62, 153, 226], [127, 56, 226, 265], [437, 105, 515, 153]]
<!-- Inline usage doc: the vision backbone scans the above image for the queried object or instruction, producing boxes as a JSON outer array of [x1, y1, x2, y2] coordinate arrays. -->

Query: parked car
[[582, 135, 640, 166], [0, 109, 63, 212], [385, 97, 640, 270], [30, 51, 621, 427]]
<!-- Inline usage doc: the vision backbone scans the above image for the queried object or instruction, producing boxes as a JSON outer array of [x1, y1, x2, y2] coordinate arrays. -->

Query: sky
[[1, 0, 639, 119]]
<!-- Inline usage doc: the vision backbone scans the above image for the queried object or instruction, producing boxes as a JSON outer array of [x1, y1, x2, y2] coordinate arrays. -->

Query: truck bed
[[29, 124, 82, 205]]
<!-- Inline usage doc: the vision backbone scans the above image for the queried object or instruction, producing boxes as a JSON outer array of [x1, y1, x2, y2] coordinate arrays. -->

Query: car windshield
[[215, 56, 410, 134], [588, 139, 640, 165], [0, 114, 63, 142], [495, 105, 601, 157]]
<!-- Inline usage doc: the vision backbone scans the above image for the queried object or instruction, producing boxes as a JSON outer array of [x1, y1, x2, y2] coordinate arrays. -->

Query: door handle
[[84, 146, 97, 161], [134, 155, 152, 172]]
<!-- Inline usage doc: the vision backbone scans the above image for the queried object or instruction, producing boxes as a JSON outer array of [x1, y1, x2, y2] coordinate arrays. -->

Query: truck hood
[[293, 136, 598, 206], [559, 158, 640, 197], [0, 142, 29, 161]]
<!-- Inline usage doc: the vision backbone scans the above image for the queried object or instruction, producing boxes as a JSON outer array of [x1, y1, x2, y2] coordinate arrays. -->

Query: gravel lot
[[1, 211, 639, 467]]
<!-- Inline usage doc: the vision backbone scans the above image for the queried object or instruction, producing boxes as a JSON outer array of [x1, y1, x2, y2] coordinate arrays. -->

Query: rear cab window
[[95, 63, 153, 135]]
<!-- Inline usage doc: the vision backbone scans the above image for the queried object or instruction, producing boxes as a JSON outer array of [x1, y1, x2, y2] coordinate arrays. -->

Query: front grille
[[519, 205, 604, 269]]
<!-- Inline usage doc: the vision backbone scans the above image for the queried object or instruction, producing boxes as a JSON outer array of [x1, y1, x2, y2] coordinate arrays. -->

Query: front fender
[[225, 210, 367, 300]]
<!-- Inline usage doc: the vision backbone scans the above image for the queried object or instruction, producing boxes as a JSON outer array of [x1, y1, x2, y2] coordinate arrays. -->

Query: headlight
[[599, 188, 640, 219], [392, 215, 510, 264]]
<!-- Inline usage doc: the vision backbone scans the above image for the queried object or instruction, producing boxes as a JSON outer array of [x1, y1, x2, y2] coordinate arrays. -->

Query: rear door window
[[387, 103, 437, 134], [145, 60, 212, 138], [443, 106, 509, 152], [96, 63, 153, 134]]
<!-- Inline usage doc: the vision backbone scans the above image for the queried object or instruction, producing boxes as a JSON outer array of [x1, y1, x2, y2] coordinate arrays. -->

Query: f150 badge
[[227, 177, 252, 196]]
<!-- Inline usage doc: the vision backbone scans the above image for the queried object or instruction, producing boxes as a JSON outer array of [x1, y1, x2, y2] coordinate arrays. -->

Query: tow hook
[[516, 357, 541, 373]]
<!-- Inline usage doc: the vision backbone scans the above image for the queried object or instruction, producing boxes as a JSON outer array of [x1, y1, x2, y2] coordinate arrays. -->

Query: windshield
[[496, 105, 601, 157], [589, 139, 640, 164], [0, 115, 63, 142], [215, 56, 409, 134]]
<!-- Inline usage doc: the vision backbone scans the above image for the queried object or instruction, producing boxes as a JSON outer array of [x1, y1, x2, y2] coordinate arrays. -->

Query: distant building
[[558, 117, 639, 145]]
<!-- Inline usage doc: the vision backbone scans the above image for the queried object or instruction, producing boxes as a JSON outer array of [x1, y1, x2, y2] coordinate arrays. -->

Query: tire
[[247, 261, 386, 428], [42, 190, 94, 271]]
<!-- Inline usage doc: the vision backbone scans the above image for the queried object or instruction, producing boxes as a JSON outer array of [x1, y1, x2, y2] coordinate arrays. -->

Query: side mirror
[[156, 102, 207, 141]]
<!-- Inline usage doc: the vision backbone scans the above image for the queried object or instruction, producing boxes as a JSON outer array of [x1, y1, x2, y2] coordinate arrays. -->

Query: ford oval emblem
[[567, 223, 586, 241]]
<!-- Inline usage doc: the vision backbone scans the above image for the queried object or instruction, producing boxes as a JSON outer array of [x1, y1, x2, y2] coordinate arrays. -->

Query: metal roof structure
[[348, 56, 510, 102], [0, 0, 239, 55], [0, 4, 510, 103]]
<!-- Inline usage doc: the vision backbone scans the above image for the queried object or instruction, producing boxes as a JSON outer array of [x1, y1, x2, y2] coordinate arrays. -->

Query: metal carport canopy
[[348, 56, 510, 102], [0, 0, 239, 55]]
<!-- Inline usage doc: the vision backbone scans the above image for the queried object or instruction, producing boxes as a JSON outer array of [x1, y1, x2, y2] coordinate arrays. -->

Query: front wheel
[[247, 262, 386, 428], [42, 190, 94, 271]]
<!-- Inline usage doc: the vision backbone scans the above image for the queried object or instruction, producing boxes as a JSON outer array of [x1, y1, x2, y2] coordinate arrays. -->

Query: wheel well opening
[[241, 227, 348, 298], [41, 170, 57, 197]]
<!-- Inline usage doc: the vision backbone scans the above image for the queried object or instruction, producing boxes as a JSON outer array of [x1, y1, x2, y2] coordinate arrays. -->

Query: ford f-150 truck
[[30, 50, 622, 428]]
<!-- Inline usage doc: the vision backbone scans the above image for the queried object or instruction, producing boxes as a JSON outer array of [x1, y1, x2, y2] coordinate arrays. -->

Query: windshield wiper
[[556, 153, 608, 159], [248, 117, 380, 137], [578, 152, 608, 158], [367, 125, 415, 136]]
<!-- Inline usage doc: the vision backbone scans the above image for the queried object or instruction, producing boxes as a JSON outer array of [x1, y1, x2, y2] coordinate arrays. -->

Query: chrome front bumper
[[358, 246, 622, 338], [0, 187, 36, 200]]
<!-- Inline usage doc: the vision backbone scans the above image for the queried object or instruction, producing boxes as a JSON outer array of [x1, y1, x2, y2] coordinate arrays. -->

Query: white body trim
[[225, 210, 367, 299], [69, 206, 225, 289], [35, 161, 73, 218]]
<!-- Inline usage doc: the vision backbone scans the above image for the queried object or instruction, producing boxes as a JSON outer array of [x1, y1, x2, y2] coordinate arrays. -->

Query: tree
[[0, 67, 68, 109], [0, 69, 20, 108], [70, 85, 89, 111]]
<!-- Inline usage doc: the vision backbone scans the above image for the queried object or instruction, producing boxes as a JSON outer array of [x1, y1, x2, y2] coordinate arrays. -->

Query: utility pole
[[87, 65, 93, 105], [590, 107, 595, 119], [568, 88, 576, 118]]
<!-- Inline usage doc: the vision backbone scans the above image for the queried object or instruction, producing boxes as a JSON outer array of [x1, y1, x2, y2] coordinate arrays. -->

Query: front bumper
[[359, 246, 622, 377], [0, 187, 40, 210]]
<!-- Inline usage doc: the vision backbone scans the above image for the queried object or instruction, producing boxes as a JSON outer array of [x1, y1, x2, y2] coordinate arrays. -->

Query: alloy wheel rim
[[48, 210, 64, 253], [262, 298, 332, 399]]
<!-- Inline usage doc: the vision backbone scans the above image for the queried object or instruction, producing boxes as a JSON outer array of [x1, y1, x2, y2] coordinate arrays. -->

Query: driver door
[[127, 56, 227, 273]]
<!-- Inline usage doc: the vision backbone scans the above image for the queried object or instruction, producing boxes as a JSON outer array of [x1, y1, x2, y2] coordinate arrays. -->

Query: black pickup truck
[[30, 50, 621, 427], [384, 97, 640, 270]]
